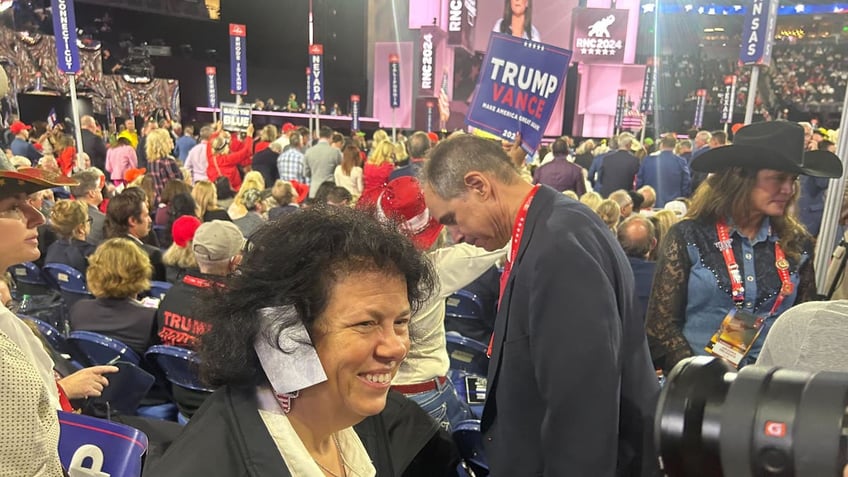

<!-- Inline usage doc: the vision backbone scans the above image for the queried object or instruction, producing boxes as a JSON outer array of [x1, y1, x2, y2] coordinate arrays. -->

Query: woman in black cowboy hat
[[646, 121, 842, 375]]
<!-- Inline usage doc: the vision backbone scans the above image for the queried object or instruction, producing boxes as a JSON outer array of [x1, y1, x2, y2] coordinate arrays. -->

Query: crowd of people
[[651, 40, 847, 125], [0, 96, 846, 476]]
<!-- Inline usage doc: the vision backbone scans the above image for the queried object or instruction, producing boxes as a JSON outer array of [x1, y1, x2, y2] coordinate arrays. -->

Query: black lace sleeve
[[646, 223, 694, 375], [794, 247, 818, 304]]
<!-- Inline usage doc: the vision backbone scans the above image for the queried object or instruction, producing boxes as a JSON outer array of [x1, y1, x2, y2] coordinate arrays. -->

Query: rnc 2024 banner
[[466, 33, 572, 153]]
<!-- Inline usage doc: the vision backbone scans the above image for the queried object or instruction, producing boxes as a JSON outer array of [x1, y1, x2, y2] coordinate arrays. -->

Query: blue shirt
[[174, 135, 197, 162], [10, 137, 41, 163], [797, 175, 830, 236]]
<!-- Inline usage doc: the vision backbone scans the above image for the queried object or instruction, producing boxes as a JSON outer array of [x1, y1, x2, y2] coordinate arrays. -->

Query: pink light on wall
[[574, 63, 646, 137], [409, 2, 442, 29], [373, 42, 414, 129]]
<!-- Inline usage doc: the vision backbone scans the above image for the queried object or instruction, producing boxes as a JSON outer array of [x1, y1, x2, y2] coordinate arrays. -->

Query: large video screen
[[77, 0, 220, 21], [450, 0, 577, 132]]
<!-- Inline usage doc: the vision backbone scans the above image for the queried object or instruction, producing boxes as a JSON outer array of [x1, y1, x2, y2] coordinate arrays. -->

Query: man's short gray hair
[[618, 133, 635, 151], [421, 135, 518, 199], [70, 170, 101, 196], [199, 125, 214, 141]]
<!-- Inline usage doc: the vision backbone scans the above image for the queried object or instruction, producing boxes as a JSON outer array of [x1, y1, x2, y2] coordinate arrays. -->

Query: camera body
[[655, 356, 848, 477]]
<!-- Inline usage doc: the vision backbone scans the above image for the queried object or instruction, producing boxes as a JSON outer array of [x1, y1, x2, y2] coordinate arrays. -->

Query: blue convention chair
[[58, 410, 149, 477], [67, 331, 141, 366], [445, 333, 489, 377], [147, 281, 173, 300], [145, 345, 212, 393], [20, 315, 71, 355], [67, 334, 177, 420], [453, 419, 489, 477], [146, 345, 213, 424], [94, 361, 156, 416], [445, 289, 485, 320], [152, 225, 168, 247], [42, 263, 94, 313], [448, 368, 486, 419], [8, 261, 54, 297]]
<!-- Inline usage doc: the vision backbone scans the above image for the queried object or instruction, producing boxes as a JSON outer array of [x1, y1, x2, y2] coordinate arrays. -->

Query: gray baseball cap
[[192, 220, 245, 261]]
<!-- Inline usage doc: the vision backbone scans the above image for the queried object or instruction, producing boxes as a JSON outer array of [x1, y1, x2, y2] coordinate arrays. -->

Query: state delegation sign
[[466, 33, 572, 153]]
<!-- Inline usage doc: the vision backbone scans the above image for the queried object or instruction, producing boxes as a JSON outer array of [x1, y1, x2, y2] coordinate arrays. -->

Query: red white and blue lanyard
[[715, 220, 793, 319], [487, 184, 540, 358]]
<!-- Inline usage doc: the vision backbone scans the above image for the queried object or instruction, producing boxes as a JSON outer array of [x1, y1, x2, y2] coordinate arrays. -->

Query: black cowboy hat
[[690, 121, 842, 179]]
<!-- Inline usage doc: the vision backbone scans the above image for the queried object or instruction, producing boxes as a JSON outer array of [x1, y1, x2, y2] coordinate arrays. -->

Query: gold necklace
[[314, 433, 346, 477]]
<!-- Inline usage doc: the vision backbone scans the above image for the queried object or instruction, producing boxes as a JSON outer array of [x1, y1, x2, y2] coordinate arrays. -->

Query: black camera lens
[[656, 356, 848, 477]]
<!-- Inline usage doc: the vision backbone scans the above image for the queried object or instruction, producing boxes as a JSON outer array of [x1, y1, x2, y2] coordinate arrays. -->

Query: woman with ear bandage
[[147, 207, 452, 477]]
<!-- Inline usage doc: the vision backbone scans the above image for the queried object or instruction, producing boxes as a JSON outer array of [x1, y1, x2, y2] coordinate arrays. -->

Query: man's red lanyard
[[183, 274, 215, 288], [488, 185, 540, 358], [716, 220, 793, 319]]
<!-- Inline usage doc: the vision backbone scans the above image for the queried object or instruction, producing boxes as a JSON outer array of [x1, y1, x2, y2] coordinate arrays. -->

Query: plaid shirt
[[277, 147, 308, 184], [149, 157, 183, 206]]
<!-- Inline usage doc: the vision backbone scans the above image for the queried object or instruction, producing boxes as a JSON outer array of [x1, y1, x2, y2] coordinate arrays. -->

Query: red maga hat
[[377, 176, 443, 250]]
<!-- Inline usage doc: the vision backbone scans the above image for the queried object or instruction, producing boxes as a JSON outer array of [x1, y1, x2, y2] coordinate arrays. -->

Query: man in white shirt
[[184, 125, 213, 184]]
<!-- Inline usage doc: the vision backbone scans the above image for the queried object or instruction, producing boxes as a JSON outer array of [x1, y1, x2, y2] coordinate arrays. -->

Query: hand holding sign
[[466, 33, 572, 154]]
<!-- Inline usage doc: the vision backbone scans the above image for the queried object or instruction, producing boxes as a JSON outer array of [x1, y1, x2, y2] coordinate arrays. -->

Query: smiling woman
[[148, 206, 437, 477]]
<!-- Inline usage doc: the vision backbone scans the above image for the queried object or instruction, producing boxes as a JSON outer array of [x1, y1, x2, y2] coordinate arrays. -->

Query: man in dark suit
[[598, 133, 640, 197], [688, 130, 712, 193], [80, 115, 107, 172], [70, 170, 106, 245], [422, 136, 659, 476], [636, 134, 691, 207], [104, 188, 166, 281], [616, 215, 657, 324], [389, 131, 429, 181]]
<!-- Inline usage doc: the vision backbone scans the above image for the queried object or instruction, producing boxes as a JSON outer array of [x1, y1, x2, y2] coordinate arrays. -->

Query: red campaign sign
[[571, 8, 630, 65], [309, 44, 324, 55], [205, 66, 216, 75], [229, 23, 246, 37]]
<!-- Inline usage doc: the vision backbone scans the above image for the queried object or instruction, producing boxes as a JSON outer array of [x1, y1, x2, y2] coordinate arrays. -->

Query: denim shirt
[[682, 217, 807, 362]]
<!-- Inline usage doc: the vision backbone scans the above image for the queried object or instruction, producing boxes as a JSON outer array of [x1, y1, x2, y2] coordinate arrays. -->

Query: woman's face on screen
[[511, 0, 528, 16]]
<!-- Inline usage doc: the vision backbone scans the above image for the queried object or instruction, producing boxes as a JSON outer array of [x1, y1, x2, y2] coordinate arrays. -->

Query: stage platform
[[195, 107, 382, 132]]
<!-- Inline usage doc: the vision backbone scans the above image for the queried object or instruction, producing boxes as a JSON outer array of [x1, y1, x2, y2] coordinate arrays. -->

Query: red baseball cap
[[377, 176, 443, 250], [289, 180, 309, 204], [10, 120, 31, 135], [282, 123, 296, 134], [172, 215, 202, 248]]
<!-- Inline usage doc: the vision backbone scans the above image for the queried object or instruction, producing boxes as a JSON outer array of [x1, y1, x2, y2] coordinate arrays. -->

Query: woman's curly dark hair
[[198, 206, 436, 387]]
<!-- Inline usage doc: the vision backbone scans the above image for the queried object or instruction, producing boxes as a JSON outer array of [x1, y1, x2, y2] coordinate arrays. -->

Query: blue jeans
[[404, 378, 475, 432]]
